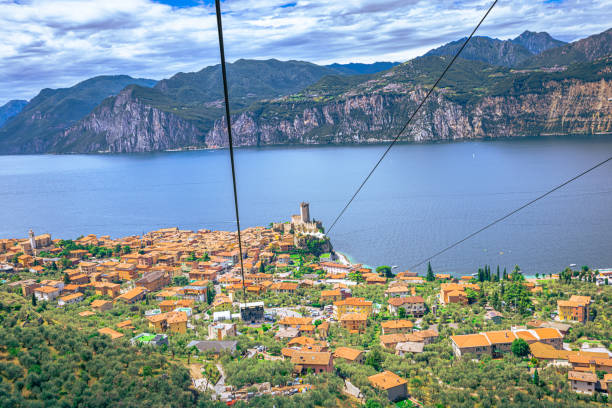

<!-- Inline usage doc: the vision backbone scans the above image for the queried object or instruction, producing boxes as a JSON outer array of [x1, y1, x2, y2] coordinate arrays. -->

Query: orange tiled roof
[[333, 347, 364, 361], [368, 371, 407, 390], [451, 333, 490, 348]]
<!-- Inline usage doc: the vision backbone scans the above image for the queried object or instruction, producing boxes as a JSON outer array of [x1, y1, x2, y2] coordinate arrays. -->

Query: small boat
[[569, 263, 577, 267]]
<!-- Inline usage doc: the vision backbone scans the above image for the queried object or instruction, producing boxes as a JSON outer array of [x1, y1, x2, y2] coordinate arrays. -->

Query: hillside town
[[0, 204, 611, 407]]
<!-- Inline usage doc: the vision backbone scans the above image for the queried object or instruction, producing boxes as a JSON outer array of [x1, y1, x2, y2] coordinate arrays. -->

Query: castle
[[273, 202, 324, 235]]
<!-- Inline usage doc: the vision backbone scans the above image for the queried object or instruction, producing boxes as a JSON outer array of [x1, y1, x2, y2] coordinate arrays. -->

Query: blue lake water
[[1, 136, 611, 275]]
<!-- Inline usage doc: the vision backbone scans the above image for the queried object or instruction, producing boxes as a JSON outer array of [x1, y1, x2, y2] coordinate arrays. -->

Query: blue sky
[[0, 0, 610, 104]]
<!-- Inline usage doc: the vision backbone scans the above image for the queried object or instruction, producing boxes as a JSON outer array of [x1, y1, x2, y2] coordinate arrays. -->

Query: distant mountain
[[326, 62, 401, 75], [511, 31, 566, 54], [519, 28, 612, 68], [425, 31, 567, 68], [425, 36, 534, 67], [0, 100, 27, 127], [0, 75, 156, 154]]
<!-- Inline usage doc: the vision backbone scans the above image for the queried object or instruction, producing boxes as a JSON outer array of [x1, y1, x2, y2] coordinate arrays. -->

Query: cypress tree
[[426, 262, 435, 282]]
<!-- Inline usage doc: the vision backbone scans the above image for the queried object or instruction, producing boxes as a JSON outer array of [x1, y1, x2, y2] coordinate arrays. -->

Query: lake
[[1, 136, 611, 275]]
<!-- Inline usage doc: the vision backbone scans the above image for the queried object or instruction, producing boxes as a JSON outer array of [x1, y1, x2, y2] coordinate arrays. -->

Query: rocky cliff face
[[56, 87, 206, 153], [205, 79, 612, 148]]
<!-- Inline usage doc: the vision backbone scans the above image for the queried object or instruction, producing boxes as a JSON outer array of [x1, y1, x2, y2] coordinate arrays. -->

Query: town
[[0, 203, 610, 407]]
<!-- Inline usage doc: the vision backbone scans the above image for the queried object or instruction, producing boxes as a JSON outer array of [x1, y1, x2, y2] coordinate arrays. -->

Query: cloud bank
[[0, 0, 610, 103]]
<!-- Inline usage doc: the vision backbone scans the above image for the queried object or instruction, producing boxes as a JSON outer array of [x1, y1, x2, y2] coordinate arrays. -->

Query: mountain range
[[0, 28, 610, 154]]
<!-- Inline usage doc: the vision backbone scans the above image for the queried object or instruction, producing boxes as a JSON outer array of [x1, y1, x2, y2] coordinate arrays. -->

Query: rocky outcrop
[[55, 87, 206, 153], [205, 79, 612, 148]]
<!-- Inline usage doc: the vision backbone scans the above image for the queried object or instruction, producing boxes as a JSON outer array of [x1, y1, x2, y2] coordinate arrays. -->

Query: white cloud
[[0, 0, 610, 104]]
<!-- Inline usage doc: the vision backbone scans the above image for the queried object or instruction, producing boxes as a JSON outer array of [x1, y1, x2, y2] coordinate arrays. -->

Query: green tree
[[63, 273, 70, 284], [511, 338, 529, 357], [31, 293, 37, 306], [376, 265, 393, 278], [426, 262, 435, 281], [398, 307, 406, 319], [533, 369, 540, 386], [122, 245, 131, 254], [365, 347, 384, 371], [173, 276, 189, 286]]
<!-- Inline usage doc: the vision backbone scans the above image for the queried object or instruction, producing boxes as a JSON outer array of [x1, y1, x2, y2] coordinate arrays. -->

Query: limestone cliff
[[205, 78, 612, 148], [55, 87, 206, 153]]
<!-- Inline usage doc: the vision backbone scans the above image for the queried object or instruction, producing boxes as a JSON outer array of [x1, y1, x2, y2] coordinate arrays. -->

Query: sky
[[0, 0, 611, 104]]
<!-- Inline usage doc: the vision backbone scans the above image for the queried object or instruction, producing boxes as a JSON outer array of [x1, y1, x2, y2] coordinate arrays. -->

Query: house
[[208, 323, 237, 340], [159, 299, 194, 313], [34, 286, 61, 301], [387, 296, 425, 317], [317, 321, 330, 339], [319, 262, 352, 274], [368, 371, 408, 402], [558, 295, 592, 323], [213, 311, 232, 322], [278, 316, 313, 330], [79, 261, 98, 274], [136, 270, 171, 292], [94, 282, 121, 298], [380, 334, 412, 350], [381, 320, 414, 334], [188, 340, 238, 354], [385, 285, 411, 298], [290, 351, 333, 374], [396, 341, 425, 356], [340, 313, 368, 334], [98, 327, 124, 340], [439, 283, 480, 305], [333, 347, 365, 364], [91, 299, 113, 312], [116, 263, 138, 281], [271, 282, 298, 294], [412, 329, 439, 345], [116, 287, 147, 303], [450, 334, 492, 358], [334, 297, 373, 318], [568, 370, 597, 394], [276, 327, 300, 340], [69, 274, 90, 285], [365, 274, 386, 285], [58, 292, 84, 306], [320, 289, 343, 303], [147, 311, 188, 333]]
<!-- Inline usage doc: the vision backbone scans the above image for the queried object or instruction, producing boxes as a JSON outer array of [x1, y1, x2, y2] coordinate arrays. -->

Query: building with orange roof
[[368, 371, 408, 402], [558, 295, 592, 323], [147, 311, 188, 334], [569, 355, 612, 373], [320, 289, 342, 303], [450, 334, 492, 357], [115, 287, 147, 303], [387, 296, 425, 317], [270, 282, 299, 294], [568, 370, 597, 394], [159, 299, 195, 313], [34, 285, 61, 302], [58, 292, 84, 306], [290, 351, 333, 374], [381, 320, 414, 335], [334, 297, 373, 318], [79, 261, 98, 274], [98, 327, 124, 340], [91, 299, 113, 312], [385, 285, 411, 298], [340, 313, 368, 334], [278, 316, 313, 330], [440, 283, 480, 305], [333, 347, 365, 363]]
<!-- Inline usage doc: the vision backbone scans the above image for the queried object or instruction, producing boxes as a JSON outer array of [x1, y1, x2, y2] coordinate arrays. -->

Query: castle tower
[[300, 202, 310, 223], [29, 229, 36, 250]]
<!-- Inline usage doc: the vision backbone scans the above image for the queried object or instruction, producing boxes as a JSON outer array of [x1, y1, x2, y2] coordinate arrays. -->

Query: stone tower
[[29, 229, 36, 250], [300, 202, 310, 223]]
